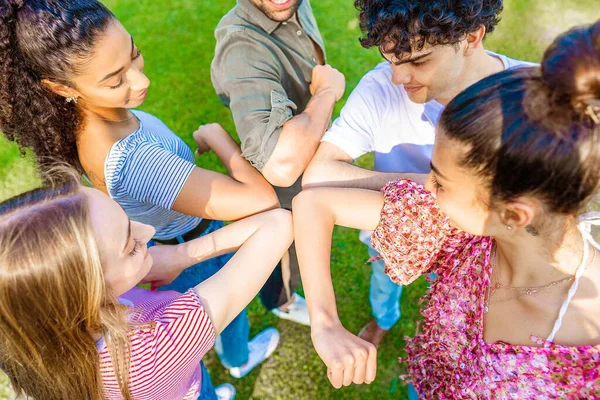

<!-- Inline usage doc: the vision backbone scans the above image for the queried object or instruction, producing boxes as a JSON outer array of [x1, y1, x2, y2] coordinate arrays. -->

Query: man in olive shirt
[[212, 0, 345, 325]]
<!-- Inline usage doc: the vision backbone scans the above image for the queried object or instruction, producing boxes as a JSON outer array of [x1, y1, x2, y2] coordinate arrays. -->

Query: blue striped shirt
[[104, 110, 201, 240]]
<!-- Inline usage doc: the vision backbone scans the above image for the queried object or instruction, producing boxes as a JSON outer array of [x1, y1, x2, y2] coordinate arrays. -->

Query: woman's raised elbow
[[291, 187, 321, 213], [263, 208, 293, 245], [259, 186, 280, 210]]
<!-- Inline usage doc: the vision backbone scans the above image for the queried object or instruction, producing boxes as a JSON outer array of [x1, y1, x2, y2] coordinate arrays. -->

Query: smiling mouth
[[268, 0, 293, 9], [404, 85, 423, 93]]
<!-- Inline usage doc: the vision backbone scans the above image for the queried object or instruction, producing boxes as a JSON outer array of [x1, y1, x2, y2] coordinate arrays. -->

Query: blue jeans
[[367, 245, 402, 330], [154, 220, 250, 369], [408, 384, 419, 399], [198, 361, 217, 399]]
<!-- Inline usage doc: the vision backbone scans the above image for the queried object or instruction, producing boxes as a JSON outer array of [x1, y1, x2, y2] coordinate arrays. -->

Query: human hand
[[141, 245, 184, 288], [310, 64, 345, 101], [193, 123, 226, 156], [311, 321, 377, 388]]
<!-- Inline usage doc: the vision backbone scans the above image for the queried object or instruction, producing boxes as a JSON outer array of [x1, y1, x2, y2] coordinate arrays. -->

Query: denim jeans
[[197, 361, 217, 399], [154, 220, 250, 368], [408, 384, 419, 399], [367, 245, 403, 330]]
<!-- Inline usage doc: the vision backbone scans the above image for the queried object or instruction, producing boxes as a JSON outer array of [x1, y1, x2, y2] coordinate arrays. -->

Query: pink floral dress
[[371, 180, 600, 399]]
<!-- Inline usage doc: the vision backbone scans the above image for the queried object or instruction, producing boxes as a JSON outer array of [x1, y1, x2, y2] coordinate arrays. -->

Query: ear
[[464, 25, 487, 57], [41, 79, 80, 99], [498, 198, 536, 230]]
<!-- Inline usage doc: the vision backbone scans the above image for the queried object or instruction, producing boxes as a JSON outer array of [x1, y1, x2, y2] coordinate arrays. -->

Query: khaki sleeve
[[212, 30, 297, 171]]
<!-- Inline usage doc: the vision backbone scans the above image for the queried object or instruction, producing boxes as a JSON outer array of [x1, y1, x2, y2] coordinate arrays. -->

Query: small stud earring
[[66, 96, 78, 104], [505, 225, 513, 230]]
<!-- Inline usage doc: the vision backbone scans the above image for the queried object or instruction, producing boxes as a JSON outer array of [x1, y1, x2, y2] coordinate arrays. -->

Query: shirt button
[[282, 22, 287, 25], [312, 57, 316, 62], [296, 30, 302, 36]]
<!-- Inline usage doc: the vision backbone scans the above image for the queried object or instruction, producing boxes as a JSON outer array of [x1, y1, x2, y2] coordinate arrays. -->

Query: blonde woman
[[0, 0, 283, 382], [0, 178, 292, 400]]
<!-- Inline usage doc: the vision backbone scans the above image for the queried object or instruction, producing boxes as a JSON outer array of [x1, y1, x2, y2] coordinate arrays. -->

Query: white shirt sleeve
[[322, 72, 383, 160]]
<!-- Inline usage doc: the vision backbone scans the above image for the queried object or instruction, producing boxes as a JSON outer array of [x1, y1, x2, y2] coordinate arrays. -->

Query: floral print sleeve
[[371, 179, 464, 285]]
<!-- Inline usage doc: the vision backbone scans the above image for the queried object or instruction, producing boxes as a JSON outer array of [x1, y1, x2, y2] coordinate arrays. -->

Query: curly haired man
[[302, 0, 534, 353]]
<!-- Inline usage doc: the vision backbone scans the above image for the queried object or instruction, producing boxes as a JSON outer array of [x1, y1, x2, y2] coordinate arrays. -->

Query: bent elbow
[[267, 208, 294, 244], [291, 187, 319, 213], [261, 187, 280, 210], [301, 160, 322, 189], [262, 161, 302, 188], [239, 184, 279, 217]]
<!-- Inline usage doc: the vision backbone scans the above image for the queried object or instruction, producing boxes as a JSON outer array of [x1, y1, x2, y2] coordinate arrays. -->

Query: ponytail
[[0, 0, 115, 174]]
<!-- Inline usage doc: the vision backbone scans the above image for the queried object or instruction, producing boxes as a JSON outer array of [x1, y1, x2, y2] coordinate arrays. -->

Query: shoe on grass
[[270, 293, 310, 326], [229, 327, 280, 379], [215, 383, 236, 400]]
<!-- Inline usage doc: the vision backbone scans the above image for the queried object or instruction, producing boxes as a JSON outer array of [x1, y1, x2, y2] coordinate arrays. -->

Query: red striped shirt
[[97, 287, 215, 399]]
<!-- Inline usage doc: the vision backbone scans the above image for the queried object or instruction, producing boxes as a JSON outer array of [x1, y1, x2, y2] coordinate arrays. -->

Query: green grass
[[0, 1, 598, 399]]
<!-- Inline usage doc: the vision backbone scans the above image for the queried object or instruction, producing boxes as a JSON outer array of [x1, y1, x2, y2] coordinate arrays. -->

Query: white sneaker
[[229, 327, 280, 379], [215, 383, 236, 400], [270, 293, 310, 326]]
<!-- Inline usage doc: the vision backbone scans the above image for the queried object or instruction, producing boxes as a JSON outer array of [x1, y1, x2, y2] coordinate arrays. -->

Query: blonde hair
[[0, 177, 133, 399]]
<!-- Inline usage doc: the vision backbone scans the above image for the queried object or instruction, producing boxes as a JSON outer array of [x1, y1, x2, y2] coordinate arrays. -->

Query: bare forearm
[[292, 190, 341, 327], [293, 188, 384, 327], [172, 215, 275, 269], [144, 210, 288, 287], [194, 209, 293, 333], [204, 128, 274, 190], [263, 90, 337, 187], [305, 158, 427, 191]]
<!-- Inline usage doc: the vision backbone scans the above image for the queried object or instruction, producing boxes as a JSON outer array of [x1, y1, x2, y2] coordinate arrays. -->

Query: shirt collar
[[236, 0, 298, 34]]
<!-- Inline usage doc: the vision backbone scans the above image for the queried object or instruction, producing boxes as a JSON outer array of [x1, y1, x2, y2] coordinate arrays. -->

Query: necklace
[[484, 245, 576, 313], [86, 112, 136, 123]]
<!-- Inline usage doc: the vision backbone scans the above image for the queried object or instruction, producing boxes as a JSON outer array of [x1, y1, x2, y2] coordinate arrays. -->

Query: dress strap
[[546, 212, 600, 342]]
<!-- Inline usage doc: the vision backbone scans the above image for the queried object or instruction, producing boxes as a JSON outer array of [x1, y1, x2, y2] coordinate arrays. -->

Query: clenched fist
[[310, 64, 346, 102]]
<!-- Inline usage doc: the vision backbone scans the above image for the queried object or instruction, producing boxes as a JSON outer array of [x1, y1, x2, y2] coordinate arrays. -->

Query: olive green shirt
[[211, 0, 326, 206]]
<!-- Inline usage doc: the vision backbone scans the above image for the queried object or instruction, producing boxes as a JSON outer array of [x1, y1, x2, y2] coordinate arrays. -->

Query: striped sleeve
[[116, 141, 196, 210]]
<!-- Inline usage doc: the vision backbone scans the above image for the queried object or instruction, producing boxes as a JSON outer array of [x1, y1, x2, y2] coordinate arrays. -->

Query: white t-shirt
[[321, 52, 534, 244]]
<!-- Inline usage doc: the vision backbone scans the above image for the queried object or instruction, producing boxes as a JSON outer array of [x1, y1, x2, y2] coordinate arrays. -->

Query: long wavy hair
[[0, 173, 133, 399], [0, 0, 115, 174]]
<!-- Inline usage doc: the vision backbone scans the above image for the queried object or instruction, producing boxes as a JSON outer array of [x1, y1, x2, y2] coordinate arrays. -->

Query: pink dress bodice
[[371, 180, 600, 399]]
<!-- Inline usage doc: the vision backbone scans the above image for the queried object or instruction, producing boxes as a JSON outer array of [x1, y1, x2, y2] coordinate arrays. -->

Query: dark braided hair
[[354, 0, 503, 59], [0, 0, 115, 174]]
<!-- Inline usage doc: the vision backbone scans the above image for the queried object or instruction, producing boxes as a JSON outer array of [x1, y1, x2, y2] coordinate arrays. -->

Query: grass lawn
[[0, 1, 598, 399]]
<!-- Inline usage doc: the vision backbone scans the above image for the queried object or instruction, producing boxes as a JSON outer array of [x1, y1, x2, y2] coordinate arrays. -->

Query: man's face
[[382, 42, 467, 104], [249, 0, 301, 22]]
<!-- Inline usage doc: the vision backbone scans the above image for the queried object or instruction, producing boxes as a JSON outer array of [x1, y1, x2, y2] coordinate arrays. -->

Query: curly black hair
[[0, 0, 115, 175], [354, 0, 503, 59]]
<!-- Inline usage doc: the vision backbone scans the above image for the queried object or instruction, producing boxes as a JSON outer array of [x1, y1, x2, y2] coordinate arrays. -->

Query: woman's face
[[85, 188, 155, 297], [424, 129, 498, 236], [68, 20, 150, 109]]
